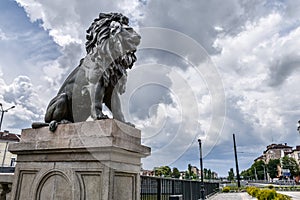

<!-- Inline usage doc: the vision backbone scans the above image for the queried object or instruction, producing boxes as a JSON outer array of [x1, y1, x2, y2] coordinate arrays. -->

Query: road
[[208, 192, 256, 200]]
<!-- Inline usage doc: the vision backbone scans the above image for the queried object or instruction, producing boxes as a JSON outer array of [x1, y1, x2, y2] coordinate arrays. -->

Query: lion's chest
[[81, 55, 107, 84]]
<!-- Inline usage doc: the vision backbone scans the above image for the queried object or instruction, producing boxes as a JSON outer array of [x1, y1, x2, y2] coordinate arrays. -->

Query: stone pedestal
[[8, 119, 151, 200]]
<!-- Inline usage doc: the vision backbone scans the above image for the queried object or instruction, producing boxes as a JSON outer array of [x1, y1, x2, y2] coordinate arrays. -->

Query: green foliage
[[242, 160, 267, 180], [247, 186, 260, 197], [207, 169, 212, 179], [154, 166, 171, 177], [172, 167, 180, 178], [275, 193, 292, 200], [257, 189, 276, 200], [267, 159, 280, 179], [185, 164, 197, 179], [241, 168, 254, 180], [222, 186, 230, 193], [251, 160, 266, 180], [267, 185, 274, 189], [281, 156, 300, 178], [246, 186, 291, 200], [228, 168, 235, 181]]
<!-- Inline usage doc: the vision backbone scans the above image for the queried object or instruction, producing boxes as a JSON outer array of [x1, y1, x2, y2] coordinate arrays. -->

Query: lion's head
[[85, 13, 140, 70]]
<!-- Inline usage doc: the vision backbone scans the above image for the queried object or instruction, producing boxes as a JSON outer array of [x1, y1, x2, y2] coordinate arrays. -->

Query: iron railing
[[141, 176, 219, 200]]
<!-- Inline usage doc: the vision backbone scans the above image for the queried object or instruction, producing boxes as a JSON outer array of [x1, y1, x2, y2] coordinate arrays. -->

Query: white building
[[0, 131, 20, 169]]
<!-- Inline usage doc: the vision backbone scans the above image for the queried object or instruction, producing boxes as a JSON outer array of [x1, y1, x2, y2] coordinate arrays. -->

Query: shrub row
[[246, 186, 291, 200], [222, 186, 230, 193]]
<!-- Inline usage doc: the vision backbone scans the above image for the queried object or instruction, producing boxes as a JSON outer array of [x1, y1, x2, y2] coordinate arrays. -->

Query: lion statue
[[33, 13, 140, 131]]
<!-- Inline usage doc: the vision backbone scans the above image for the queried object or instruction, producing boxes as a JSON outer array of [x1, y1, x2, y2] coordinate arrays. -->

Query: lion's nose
[[132, 32, 141, 45]]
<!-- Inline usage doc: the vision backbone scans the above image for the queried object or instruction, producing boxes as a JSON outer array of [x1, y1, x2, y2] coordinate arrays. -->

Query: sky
[[0, 0, 300, 177]]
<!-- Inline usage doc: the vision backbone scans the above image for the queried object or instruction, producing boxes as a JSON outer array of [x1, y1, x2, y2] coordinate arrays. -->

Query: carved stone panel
[[113, 173, 136, 200], [36, 170, 72, 200], [16, 171, 37, 200], [77, 171, 102, 200]]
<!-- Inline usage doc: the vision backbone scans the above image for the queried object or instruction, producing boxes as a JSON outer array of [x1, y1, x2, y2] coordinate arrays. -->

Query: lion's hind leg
[[45, 93, 72, 123]]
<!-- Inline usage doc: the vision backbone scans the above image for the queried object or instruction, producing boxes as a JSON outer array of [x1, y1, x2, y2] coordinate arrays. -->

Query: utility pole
[[233, 134, 241, 188], [198, 139, 205, 200]]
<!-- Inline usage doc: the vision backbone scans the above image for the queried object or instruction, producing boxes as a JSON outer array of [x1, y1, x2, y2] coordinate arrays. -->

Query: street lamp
[[297, 120, 300, 134], [198, 139, 205, 200], [0, 103, 15, 131]]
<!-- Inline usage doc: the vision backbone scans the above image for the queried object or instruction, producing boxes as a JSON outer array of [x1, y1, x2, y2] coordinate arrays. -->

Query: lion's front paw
[[49, 120, 58, 132], [96, 114, 109, 120]]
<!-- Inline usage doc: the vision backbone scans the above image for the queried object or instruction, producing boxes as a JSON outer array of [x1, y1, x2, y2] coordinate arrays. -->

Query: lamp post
[[0, 103, 15, 131], [198, 139, 205, 200]]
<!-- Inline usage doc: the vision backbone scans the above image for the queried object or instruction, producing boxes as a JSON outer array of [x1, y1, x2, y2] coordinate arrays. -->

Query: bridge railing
[[141, 176, 219, 200]]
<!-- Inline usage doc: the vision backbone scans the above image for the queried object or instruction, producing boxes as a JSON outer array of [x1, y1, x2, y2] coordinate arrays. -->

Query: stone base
[[8, 120, 151, 200]]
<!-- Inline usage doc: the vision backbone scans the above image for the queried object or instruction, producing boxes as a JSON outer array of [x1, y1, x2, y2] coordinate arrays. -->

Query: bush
[[246, 186, 291, 200], [275, 193, 291, 200], [257, 189, 276, 200], [246, 186, 259, 197], [222, 186, 230, 193], [268, 185, 274, 189]]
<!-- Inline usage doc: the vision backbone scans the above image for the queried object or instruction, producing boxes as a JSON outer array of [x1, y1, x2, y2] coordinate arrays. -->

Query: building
[[254, 143, 300, 180], [191, 165, 200, 177], [141, 169, 154, 176], [211, 171, 218, 179], [0, 131, 20, 171], [288, 146, 300, 165], [255, 143, 293, 164], [264, 143, 292, 164]]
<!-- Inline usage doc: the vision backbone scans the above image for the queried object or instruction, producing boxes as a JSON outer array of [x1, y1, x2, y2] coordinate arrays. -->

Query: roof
[[263, 143, 292, 153], [254, 155, 265, 162], [0, 131, 20, 142]]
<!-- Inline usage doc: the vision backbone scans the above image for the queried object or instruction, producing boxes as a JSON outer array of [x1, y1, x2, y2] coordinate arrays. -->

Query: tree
[[172, 167, 180, 178], [267, 159, 280, 180], [251, 160, 266, 180], [188, 164, 192, 177], [208, 169, 212, 180], [241, 168, 254, 180], [186, 164, 196, 179], [204, 168, 208, 179], [281, 156, 300, 178], [154, 166, 172, 177], [228, 168, 235, 181]]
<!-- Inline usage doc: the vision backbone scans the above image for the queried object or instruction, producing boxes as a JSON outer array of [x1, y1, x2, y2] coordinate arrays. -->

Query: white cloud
[[2, 0, 299, 176]]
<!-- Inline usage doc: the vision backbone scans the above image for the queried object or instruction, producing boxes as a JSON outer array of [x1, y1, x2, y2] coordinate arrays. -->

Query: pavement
[[207, 192, 256, 200], [277, 191, 300, 199], [208, 191, 300, 200]]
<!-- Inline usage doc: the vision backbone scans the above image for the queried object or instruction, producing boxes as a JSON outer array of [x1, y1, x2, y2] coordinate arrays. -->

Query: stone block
[[8, 119, 150, 200]]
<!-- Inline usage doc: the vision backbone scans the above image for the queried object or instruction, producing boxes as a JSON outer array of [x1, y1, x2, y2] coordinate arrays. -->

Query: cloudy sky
[[1, 0, 300, 176]]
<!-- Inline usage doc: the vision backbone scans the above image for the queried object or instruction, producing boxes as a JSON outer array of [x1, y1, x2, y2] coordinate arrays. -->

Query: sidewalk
[[277, 191, 300, 199], [208, 192, 256, 200]]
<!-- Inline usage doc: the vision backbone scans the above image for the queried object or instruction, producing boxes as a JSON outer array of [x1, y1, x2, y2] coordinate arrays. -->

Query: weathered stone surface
[[9, 120, 151, 200]]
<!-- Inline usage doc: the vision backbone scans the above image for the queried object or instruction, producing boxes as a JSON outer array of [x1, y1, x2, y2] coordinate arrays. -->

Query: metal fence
[[141, 176, 219, 200]]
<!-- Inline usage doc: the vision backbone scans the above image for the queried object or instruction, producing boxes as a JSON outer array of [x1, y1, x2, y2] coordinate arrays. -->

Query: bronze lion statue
[[34, 13, 140, 131]]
